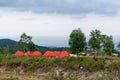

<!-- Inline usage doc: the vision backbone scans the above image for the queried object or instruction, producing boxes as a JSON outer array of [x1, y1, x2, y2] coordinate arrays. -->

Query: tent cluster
[[44, 51, 70, 57], [15, 51, 42, 56], [15, 50, 70, 57]]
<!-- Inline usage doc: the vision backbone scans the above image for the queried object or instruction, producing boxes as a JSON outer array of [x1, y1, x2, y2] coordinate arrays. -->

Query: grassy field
[[0, 54, 120, 80]]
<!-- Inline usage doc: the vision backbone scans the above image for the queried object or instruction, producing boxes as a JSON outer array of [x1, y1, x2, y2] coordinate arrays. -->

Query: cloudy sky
[[0, 0, 120, 47]]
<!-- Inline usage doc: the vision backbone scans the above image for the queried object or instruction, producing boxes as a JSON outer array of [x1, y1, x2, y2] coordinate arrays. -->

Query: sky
[[0, 0, 120, 47]]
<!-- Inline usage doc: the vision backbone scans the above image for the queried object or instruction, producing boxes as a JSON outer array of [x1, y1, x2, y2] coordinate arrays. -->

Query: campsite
[[0, 0, 120, 80], [0, 30, 120, 80]]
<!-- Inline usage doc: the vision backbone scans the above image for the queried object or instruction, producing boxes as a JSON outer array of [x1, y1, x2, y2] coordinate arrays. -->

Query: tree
[[88, 29, 102, 52], [69, 28, 86, 54], [27, 41, 38, 51], [18, 33, 37, 52], [89, 29, 115, 55], [101, 35, 114, 55], [104, 36, 114, 55], [19, 33, 32, 44], [117, 42, 120, 51]]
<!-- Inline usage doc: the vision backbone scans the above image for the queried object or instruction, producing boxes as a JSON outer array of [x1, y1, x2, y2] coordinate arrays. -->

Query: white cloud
[[0, 10, 120, 38], [0, 10, 74, 36], [0, 0, 120, 15]]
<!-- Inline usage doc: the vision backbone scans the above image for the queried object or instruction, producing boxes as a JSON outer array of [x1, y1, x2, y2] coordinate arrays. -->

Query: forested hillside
[[0, 39, 69, 53]]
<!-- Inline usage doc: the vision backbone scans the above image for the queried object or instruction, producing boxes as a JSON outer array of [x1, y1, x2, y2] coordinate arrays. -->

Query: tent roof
[[60, 51, 70, 56], [15, 50, 24, 56], [32, 51, 42, 56], [24, 51, 32, 56], [44, 51, 60, 57]]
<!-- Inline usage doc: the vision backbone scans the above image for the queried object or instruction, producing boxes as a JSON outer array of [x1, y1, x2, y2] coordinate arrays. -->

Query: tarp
[[32, 51, 42, 56], [14, 51, 24, 56], [59, 51, 70, 57]]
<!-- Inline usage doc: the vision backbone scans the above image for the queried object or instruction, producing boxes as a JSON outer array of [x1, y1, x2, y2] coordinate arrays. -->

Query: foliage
[[102, 35, 114, 55], [117, 42, 120, 52], [69, 28, 86, 54], [0, 46, 10, 54], [18, 33, 37, 52], [88, 29, 115, 55], [19, 33, 32, 44], [0, 39, 17, 53], [27, 41, 38, 51], [88, 29, 101, 52]]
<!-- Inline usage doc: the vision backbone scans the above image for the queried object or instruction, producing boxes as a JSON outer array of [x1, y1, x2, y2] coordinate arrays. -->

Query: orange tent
[[53, 51, 60, 56], [49, 51, 60, 56], [44, 51, 53, 57], [14, 51, 24, 56], [59, 51, 70, 57], [24, 51, 32, 56], [32, 51, 42, 56], [44, 51, 60, 57]]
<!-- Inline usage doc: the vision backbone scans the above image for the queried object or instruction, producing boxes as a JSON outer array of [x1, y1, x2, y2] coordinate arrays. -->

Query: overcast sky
[[0, 0, 120, 46]]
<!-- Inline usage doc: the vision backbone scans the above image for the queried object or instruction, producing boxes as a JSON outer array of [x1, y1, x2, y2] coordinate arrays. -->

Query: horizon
[[0, 35, 120, 48]]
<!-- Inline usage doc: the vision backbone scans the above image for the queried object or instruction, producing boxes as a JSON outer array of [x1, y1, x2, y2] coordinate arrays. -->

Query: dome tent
[[15, 51, 24, 56], [44, 51, 53, 57], [32, 51, 42, 56], [53, 51, 60, 56], [24, 51, 32, 56], [60, 51, 70, 57], [44, 51, 60, 57]]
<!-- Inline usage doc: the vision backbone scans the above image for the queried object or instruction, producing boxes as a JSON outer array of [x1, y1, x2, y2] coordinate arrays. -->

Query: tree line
[[1, 28, 120, 55], [69, 28, 120, 55], [15, 29, 120, 55]]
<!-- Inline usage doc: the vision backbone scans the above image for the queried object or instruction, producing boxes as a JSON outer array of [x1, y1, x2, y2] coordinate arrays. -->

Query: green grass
[[0, 54, 105, 72], [1, 54, 120, 80]]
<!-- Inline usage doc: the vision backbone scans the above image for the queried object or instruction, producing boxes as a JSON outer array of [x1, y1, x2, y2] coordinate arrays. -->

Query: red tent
[[44, 51, 60, 57], [44, 51, 53, 57], [53, 51, 60, 56], [24, 51, 32, 56], [60, 51, 70, 57], [32, 51, 42, 56], [14, 51, 24, 56]]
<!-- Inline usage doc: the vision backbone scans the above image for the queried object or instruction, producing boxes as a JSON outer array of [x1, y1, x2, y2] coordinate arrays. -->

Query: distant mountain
[[0, 39, 18, 53], [0, 39, 17, 47], [0, 39, 69, 53], [0, 39, 49, 53]]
